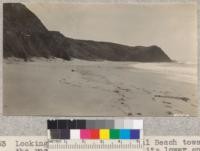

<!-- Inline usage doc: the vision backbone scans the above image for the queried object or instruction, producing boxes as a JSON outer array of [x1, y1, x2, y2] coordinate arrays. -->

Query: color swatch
[[110, 129, 120, 139], [47, 119, 143, 140], [100, 129, 110, 139]]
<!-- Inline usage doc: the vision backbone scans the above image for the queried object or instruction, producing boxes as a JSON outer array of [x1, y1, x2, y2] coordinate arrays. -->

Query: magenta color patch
[[80, 129, 91, 139]]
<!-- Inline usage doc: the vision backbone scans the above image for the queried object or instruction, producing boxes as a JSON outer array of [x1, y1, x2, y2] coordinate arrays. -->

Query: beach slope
[[3, 59, 197, 116]]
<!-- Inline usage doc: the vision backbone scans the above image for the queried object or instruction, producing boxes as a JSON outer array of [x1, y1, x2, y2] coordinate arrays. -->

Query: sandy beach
[[3, 58, 197, 116]]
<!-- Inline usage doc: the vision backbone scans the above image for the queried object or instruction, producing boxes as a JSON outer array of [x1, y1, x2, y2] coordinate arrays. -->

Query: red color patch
[[90, 129, 99, 139]]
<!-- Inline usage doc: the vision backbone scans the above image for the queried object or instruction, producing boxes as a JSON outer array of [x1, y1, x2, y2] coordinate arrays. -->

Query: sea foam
[[131, 62, 197, 84]]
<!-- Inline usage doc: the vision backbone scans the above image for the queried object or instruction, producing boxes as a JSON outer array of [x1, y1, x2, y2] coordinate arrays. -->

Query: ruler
[[48, 139, 143, 150]]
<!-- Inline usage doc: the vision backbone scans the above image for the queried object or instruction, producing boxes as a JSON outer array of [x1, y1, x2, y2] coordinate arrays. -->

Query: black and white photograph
[[3, 2, 198, 116]]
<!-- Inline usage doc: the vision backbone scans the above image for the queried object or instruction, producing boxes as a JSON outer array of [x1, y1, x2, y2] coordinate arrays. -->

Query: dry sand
[[3, 58, 197, 116]]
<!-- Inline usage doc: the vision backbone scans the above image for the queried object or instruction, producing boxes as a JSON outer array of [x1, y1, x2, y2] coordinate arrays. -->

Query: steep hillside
[[3, 3, 171, 62]]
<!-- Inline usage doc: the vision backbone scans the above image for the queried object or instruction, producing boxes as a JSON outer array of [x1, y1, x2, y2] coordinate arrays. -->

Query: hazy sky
[[25, 3, 197, 62]]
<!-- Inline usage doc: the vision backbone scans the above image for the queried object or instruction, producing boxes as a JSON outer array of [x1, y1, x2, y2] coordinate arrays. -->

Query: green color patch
[[110, 129, 120, 139]]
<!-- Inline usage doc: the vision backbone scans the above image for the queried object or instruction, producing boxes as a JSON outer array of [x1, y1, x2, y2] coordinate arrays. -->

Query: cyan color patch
[[119, 129, 131, 139]]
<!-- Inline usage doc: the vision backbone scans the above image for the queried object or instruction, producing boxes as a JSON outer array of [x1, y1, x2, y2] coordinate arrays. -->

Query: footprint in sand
[[59, 78, 70, 84], [113, 87, 127, 103], [162, 101, 172, 105], [142, 88, 151, 94], [165, 105, 172, 109], [121, 94, 125, 97], [113, 90, 120, 93], [152, 97, 156, 101], [59, 78, 65, 83], [113, 86, 134, 116], [167, 111, 173, 115], [117, 86, 131, 92], [127, 112, 133, 116], [119, 97, 125, 101], [136, 113, 142, 116], [191, 104, 197, 107], [59, 78, 81, 87]]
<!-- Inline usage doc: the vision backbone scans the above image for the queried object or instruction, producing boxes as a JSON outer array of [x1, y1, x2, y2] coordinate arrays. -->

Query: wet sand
[[3, 58, 198, 116]]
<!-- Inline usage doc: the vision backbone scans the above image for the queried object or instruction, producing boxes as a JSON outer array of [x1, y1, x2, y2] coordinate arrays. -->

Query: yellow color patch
[[100, 129, 110, 140]]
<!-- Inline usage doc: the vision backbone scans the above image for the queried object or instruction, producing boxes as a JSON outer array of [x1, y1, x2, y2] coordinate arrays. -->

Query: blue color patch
[[119, 129, 131, 139], [130, 129, 140, 139]]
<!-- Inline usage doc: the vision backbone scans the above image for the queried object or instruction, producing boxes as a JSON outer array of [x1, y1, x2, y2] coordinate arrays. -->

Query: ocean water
[[131, 62, 198, 84]]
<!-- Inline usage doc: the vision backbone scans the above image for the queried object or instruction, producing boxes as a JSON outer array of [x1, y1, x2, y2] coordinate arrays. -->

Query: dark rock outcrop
[[3, 3, 70, 60], [3, 3, 172, 62]]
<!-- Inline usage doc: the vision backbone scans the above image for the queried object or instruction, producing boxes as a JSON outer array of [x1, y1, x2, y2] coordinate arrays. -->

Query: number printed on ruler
[[48, 139, 143, 150]]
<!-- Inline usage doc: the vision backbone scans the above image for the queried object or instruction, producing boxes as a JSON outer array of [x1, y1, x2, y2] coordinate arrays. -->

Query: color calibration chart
[[47, 119, 143, 150]]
